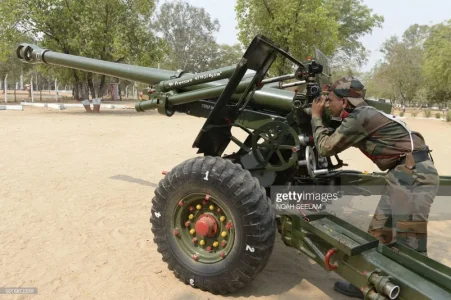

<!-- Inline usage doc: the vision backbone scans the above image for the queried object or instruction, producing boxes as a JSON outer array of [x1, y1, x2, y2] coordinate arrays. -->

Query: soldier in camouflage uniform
[[310, 76, 439, 299]]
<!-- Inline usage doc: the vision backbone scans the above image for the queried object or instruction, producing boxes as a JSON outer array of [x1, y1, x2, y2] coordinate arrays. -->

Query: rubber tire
[[150, 156, 276, 294]]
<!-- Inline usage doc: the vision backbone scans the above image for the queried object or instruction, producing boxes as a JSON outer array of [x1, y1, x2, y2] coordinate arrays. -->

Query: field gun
[[16, 35, 451, 299]]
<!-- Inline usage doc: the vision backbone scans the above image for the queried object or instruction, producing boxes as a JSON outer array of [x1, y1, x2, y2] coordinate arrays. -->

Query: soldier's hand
[[312, 95, 326, 118]]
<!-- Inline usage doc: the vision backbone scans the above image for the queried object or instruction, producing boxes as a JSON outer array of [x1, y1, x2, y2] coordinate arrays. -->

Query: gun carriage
[[16, 35, 451, 299]]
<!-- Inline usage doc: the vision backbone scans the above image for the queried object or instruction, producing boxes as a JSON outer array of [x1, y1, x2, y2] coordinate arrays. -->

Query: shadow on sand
[[110, 174, 158, 188]]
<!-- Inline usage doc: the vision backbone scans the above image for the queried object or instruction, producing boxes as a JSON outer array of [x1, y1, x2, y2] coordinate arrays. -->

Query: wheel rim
[[172, 193, 235, 263]]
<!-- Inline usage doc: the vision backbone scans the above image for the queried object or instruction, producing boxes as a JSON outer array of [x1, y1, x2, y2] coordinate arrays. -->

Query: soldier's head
[[326, 76, 367, 117]]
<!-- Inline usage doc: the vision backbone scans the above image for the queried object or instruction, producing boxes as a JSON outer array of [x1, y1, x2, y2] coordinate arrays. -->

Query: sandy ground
[[1, 106, 451, 300]]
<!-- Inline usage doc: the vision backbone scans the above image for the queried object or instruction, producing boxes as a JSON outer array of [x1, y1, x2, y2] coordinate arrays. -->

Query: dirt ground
[[1, 105, 451, 300]]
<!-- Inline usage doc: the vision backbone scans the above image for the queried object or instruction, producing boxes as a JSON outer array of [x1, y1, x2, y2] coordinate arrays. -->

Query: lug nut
[[205, 195, 210, 201], [213, 241, 219, 248], [221, 240, 227, 247], [220, 216, 226, 222], [196, 204, 202, 210], [217, 208, 222, 213], [173, 229, 180, 236], [190, 229, 196, 235], [192, 237, 198, 244], [221, 231, 227, 238], [209, 205, 215, 211], [189, 206, 194, 212], [219, 251, 225, 258], [206, 246, 212, 252], [200, 240, 205, 246], [185, 221, 191, 227], [193, 255, 199, 261], [226, 222, 233, 230], [188, 214, 194, 220], [202, 200, 208, 205], [178, 200, 184, 206]]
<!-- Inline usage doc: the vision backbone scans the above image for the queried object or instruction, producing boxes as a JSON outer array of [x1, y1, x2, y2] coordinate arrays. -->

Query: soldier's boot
[[368, 227, 394, 244], [334, 281, 364, 299], [396, 221, 428, 255]]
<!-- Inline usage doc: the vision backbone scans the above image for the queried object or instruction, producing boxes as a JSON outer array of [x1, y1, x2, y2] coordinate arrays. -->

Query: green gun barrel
[[15, 43, 305, 113], [15, 43, 392, 114]]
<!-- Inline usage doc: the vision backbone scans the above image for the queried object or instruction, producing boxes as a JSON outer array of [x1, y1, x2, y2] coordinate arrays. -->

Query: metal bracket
[[170, 69, 186, 79]]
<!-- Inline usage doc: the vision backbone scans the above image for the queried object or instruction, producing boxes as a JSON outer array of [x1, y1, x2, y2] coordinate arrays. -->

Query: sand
[[1, 106, 451, 300]]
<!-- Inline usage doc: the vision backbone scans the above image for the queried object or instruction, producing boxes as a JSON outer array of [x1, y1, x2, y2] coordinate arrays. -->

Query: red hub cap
[[195, 214, 218, 237]]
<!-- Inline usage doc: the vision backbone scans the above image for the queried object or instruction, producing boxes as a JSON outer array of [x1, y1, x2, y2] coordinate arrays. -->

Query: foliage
[[365, 20, 451, 107], [208, 44, 244, 69], [423, 20, 451, 104], [362, 62, 396, 102], [447, 111, 451, 122], [0, 0, 165, 99], [375, 24, 429, 105], [235, 0, 383, 76], [153, 0, 222, 72], [435, 112, 441, 119], [424, 109, 431, 118], [411, 110, 418, 117]]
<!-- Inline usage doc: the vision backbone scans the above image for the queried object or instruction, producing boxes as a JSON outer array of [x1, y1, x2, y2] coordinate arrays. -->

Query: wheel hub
[[195, 214, 218, 237], [173, 193, 235, 264]]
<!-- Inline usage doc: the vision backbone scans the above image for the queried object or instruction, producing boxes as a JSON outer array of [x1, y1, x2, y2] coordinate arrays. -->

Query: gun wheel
[[150, 156, 276, 294]]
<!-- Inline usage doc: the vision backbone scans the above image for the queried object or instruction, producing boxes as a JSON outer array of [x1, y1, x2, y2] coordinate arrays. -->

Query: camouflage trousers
[[368, 159, 439, 255]]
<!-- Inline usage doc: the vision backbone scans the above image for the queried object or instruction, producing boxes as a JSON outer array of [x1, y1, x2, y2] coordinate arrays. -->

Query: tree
[[423, 20, 451, 106], [1, 0, 165, 100], [153, 0, 221, 73], [362, 63, 396, 103], [0, 1, 35, 95], [365, 24, 430, 106], [235, 0, 383, 76], [208, 43, 244, 69]]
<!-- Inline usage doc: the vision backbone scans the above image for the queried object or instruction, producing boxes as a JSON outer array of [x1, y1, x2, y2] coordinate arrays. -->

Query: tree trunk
[[2, 75, 6, 95], [72, 70, 80, 100], [87, 73, 96, 99], [4, 74, 7, 103], [116, 78, 122, 101], [97, 75, 107, 99], [20, 68, 23, 90], [79, 82, 89, 100]]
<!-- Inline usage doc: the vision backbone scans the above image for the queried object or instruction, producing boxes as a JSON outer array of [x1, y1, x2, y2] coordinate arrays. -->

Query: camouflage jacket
[[311, 104, 428, 171]]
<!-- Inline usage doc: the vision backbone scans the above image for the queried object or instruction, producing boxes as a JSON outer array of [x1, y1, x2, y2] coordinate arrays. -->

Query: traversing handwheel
[[251, 121, 300, 171]]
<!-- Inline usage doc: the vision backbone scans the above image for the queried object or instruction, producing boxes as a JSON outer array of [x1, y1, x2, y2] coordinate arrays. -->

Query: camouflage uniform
[[311, 76, 439, 256]]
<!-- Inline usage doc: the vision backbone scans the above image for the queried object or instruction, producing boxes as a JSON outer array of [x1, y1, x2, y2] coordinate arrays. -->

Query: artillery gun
[[16, 35, 451, 299]]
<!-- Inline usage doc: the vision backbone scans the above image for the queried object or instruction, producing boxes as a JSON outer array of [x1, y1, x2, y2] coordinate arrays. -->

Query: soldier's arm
[[311, 114, 368, 157]]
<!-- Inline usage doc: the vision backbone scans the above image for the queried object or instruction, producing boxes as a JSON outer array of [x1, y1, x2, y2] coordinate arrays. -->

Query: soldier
[[310, 76, 439, 299]]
